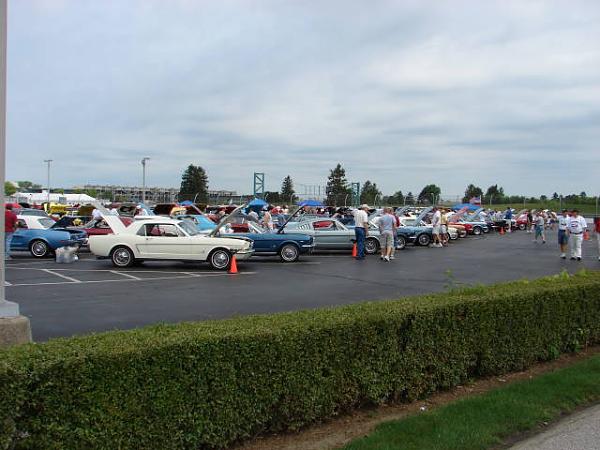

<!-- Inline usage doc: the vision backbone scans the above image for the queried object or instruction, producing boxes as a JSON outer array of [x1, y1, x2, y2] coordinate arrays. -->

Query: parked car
[[284, 218, 387, 254], [217, 221, 314, 262], [397, 217, 433, 246], [12, 215, 87, 257], [88, 215, 254, 270]]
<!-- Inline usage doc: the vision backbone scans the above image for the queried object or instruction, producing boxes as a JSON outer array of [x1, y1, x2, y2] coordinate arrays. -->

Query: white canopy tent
[[11, 191, 97, 205]]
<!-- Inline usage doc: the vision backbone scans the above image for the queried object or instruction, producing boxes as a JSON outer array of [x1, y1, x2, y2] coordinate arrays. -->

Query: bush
[[1, 271, 600, 449]]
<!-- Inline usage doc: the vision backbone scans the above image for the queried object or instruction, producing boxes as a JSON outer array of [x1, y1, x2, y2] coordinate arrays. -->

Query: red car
[[81, 217, 133, 237]]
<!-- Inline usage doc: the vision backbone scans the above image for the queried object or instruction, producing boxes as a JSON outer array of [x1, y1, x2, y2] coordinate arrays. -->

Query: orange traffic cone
[[228, 255, 238, 274], [499, 226, 505, 235], [352, 243, 358, 257]]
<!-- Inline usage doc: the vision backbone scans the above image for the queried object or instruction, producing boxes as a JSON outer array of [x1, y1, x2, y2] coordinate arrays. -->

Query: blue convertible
[[11, 216, 87, 258], [217, 221, 314, 262]]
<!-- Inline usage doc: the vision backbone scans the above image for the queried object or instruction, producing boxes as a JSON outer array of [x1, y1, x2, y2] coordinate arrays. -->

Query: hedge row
[[1, 271, 600, 449]]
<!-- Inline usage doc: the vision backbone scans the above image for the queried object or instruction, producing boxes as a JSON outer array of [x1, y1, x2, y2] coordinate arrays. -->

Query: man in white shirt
[[431, 207, 442, 247], [557, 209, 569, 259], [567, 209, 587, 261], [353, 204, 370, 259]]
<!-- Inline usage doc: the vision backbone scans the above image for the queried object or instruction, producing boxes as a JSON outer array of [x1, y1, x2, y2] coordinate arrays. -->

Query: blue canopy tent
[[246, 198, 268, 212], [297, 199, 324, 207], [451, 203, 480, 211], [179, 200, 194, 206]]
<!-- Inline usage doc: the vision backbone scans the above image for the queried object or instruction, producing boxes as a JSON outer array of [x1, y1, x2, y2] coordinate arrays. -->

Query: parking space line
[[110, 271, 141, 280], [6, 272, 257, 288], [4, 281, 11, 286], [41, 269, 81, 283]]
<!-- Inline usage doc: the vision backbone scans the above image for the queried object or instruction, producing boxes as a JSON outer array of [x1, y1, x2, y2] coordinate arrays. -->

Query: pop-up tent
[[298, 199, 324, 207]]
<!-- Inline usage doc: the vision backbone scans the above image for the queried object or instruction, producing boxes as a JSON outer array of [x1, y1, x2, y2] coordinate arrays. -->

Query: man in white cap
[[353, 204, 370, 259], [567, 209, 587, 261]]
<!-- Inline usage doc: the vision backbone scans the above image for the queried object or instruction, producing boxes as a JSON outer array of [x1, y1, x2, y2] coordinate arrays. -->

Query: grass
[[343, 353, 600, 450]]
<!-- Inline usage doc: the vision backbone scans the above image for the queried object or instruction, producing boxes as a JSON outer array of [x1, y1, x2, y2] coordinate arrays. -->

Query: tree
[[4, 182, 16, 196], [325, 163, 351, 206], [418, 184, 442, 204], [484, 185, 505, 202], [360, 180, 382, 205], [552, 192, 559, 200], [84, 189, 98, 198], [386, 190, 404, 206], [17, 181, 42, 191], [280, 175, 296, 204], [462, 184, 483, 203], [405, 191, 415, 204], [540, 195, 548, 201], [264, 191, 281, 204], [580, 191, 587, 199], [178, 164, 209, 202]]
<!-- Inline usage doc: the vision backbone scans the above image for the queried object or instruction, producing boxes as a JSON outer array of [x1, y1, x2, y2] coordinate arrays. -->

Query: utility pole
[[43, 159, 52, 203], [1, 0, 31, 343], [141, 157, 150, 204]]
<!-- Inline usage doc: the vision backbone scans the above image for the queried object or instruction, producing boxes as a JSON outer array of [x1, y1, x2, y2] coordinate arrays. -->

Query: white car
[[88, 215, 254, 270]]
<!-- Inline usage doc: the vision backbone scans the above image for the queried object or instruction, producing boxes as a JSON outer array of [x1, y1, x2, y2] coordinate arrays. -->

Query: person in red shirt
[[594, 217, 600, 262], [5, 204, 18, 260]]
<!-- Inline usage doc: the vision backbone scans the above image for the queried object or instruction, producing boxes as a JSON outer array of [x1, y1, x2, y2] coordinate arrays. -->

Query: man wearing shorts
[[378, 207, 396, 262], [431, 207, 442, 248], [557, 209, 569, 259]]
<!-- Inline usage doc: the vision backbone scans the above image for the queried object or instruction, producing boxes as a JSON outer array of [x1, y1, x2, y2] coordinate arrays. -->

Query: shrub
[[1, 271, 600, 449]]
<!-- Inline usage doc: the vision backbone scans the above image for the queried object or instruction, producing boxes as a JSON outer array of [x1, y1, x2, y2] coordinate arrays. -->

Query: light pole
[[43, 159, 52, 204], [1, 0, 31, 341], [141, 157, 150, 204]]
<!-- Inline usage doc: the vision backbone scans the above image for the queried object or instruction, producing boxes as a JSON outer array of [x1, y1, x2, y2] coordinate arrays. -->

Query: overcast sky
[[7, 0, 600, 197]]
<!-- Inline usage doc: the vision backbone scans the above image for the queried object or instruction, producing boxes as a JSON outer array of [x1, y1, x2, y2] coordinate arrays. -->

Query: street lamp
[[43, 159, 52, 204], [141, 157, 150, 204]]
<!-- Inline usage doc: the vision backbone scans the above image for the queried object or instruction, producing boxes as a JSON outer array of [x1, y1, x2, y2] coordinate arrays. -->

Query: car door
[[136, 223, 193, 259], [313, 220, 352, 249]]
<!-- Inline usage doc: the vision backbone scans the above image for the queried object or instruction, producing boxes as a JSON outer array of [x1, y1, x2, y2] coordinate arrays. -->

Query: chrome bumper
[[233, 249, 254, 260]]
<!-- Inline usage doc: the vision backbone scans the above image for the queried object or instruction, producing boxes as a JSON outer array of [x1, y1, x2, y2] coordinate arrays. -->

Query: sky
[[6, 0, 600, 197]]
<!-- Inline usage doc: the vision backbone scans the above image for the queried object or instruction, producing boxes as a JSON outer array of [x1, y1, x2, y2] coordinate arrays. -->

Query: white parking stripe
[[6, 272, 256, 287], [110, 271, 141, 280], [41, 269, 81, 283], [4, 281, 11, 286]]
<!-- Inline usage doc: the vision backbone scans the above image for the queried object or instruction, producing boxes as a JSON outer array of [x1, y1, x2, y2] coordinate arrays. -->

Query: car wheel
[[482, 226, 490, 233], [449, 233, 458, 240], [111, 246, 135, 268], [396, 235, 406, 250], [472, 226, 482, 235], [209, 248, 231, 270], [365, 238, 379, 254], [279, 244, 299, 262], [519, 223, 526, 230], [30, 240, 50, 258], [417, 233, 431, 246]]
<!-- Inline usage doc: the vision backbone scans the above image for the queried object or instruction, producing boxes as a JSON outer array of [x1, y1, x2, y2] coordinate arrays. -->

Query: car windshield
[[178, 220, 199, 236], [38, 218, 55, 228], [246, 222, 265, 234], [403, 219, 416, 226]]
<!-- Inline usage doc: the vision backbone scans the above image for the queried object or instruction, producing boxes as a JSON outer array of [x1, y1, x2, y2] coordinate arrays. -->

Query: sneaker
[[384, 256, 390, 262], [390, 255, 395, 260], [542, 240, 546, 244], [380, 256, 385, 260], [570, 257, 576, 260], [577, 257, 581, 261], [560, 253, 566, 259]]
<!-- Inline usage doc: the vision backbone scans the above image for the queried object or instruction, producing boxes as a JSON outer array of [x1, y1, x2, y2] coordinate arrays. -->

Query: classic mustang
[[88, 215, 254, 270], [12, 215, 87, 258], [284, 218, 386, 254], [217, 221, 314, 262]]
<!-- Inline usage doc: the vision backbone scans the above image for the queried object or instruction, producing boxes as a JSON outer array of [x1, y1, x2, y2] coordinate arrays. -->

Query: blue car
[[11, 220, 87, 258], [219, 222, 314, 262], [174, 214, 217, 233]]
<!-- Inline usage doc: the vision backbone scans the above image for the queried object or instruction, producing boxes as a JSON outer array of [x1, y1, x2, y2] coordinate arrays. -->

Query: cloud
[[6, 0, 600, 197]]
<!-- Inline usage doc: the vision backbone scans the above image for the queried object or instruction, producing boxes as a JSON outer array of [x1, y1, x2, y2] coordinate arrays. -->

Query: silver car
[[284, 218, 382, 254]]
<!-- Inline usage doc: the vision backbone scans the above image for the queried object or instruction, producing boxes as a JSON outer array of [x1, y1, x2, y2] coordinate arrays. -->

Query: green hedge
[[1, 271, 600, 449]]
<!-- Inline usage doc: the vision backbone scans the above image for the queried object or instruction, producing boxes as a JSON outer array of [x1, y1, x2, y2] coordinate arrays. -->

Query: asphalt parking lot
[[5, 230, 600, 341]]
